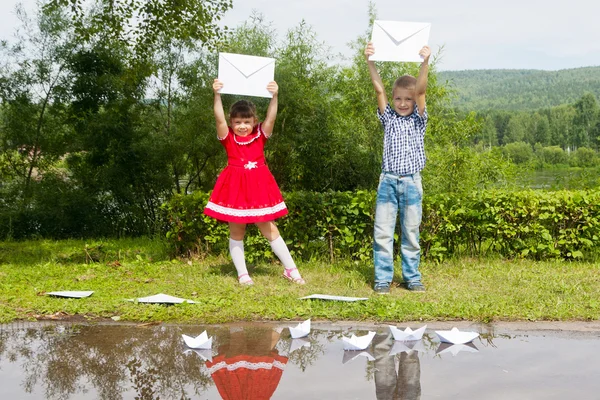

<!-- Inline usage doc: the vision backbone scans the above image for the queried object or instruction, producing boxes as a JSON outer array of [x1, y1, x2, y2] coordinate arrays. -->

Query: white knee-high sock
[[229, 238, 248, 277], [270, 236, 299, 273]]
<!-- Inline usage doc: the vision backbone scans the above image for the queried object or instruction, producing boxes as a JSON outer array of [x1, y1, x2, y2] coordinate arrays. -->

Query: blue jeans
[[373, 172, 423, 287]]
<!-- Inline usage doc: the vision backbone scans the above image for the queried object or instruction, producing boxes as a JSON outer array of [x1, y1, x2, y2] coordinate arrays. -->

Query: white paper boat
[[389, 340, 426, 356], [435, 327, 479, 344], [389, 325, 427, 341], [342, 331, 376, 351], [182, 331, 212, 349], [299, 294, 369, 302], [342, 350, 375, 364], [128, 293, 196, 304], [289, 338, 311, 353], [47, 291, 94, 298], [183, 348, 213, 362], [289, 319, 311, 339], [436, 342, 479, 356]]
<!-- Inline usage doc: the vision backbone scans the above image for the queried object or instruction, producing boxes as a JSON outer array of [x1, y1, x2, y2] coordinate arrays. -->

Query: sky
[[2, 0, 599, 71]]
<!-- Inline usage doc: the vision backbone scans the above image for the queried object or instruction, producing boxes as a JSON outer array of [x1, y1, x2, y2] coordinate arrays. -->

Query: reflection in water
[[373, 333, 421, 400], [206, 327, 287, 400]]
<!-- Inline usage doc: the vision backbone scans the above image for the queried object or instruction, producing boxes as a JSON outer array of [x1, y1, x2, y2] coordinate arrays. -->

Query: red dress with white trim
[[204, 123, 288, 223]]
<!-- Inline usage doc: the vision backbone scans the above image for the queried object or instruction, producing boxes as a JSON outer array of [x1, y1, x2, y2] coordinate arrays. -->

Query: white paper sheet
[[299, 294, 369, 302], [47, 291, 94, 298], [342, 331, 376, 351], [369, 20, 431, 62], [217, 53, 275, 98], [389, 325, 427, 341], [182, 331, 212, 349], [436, 342, 479, 356], [289, 319, 311, 339], [128, 293, 196, 304], [435, 327, 479, 344]]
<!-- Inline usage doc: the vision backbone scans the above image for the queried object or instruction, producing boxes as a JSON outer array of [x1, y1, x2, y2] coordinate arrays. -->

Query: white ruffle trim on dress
[[207, 360, 286, 374], [205, 201, 287, 217]]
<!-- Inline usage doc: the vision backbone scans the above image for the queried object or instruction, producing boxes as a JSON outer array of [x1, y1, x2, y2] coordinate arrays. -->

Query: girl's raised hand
[[213, 78, 224, 93], [266, 81, 279, 95]]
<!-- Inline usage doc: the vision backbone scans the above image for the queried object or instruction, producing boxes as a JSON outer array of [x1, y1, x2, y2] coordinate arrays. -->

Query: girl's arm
[[365, 42, 388, 114], [415, 46, 431, 116], [262, 81, 278, 136], [213, 79, 229, 139]]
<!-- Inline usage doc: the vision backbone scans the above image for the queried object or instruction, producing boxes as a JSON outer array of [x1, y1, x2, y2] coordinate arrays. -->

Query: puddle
[[1, 321, 599, 399]]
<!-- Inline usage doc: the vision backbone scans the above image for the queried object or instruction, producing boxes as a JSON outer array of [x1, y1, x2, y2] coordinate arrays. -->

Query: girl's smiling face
[[230, 117, 257, 136]]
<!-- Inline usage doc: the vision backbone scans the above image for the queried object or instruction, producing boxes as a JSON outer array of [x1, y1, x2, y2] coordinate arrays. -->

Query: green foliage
[[163, 189, 600, 262], [502, 141, 534, 164]]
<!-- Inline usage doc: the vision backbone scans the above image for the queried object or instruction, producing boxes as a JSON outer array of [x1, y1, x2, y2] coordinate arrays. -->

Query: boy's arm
[[262, 81, 278, 136], [213, 79, 229, 139], [415, 46, 431, 116], [365, 42, 388, 114]]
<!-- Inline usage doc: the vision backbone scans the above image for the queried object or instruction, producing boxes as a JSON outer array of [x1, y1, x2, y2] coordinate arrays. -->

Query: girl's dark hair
[[229, 100, 257, 119]]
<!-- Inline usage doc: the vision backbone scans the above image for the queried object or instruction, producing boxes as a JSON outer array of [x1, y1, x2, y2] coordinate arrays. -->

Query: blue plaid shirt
[[377, 103, 428, 175]]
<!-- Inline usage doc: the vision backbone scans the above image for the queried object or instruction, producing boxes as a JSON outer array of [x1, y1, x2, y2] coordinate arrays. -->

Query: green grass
[[0, 239, 598, 324]]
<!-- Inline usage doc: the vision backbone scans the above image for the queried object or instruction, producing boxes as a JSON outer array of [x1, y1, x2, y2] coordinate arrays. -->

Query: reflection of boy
[[364, 41, 431, 294], [206, 327, 287, 400], [373, 333, 422, 400]]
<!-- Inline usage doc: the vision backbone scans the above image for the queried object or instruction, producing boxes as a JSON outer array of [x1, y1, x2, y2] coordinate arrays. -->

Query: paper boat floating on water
[[47, 291, 94, 298], [289, 319, 311, 339], [289, 338, 311, 353], [183, 348, 213, 362], [389, 340, 426, 356], [436, 342, 479, 356], [389, 325, 427, 341], [342, 350, 375, 364], [182, 331, 212, 349], [128, 293, 196, 304], [435, 327, 479, 344], [342, 331, 376, 351]]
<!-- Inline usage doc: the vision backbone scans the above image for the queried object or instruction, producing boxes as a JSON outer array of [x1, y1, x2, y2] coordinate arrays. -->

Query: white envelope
[[369, 20, 431, 62], [218, 53, 275, 98]]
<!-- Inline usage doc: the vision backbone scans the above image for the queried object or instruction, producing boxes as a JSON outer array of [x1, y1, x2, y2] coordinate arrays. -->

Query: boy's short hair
[[393, 75, 417, 90], [229, 100, 257, 119]]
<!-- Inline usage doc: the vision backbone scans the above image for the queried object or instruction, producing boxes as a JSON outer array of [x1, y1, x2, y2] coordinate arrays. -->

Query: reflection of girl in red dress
[[204, 79, 305, 286], [206, 327, 287, 400]]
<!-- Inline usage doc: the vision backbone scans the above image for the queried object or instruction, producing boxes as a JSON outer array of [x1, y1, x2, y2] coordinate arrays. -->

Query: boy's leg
[[256, 221, 305, 284], [373, 173, 399, 290], [229, 222, 252, 285], [398, 174, 423, 289]]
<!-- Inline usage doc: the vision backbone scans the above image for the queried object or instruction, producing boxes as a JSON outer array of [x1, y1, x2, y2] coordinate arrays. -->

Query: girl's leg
[[229, 222, 252, 285], [256, 221, 305, 284]]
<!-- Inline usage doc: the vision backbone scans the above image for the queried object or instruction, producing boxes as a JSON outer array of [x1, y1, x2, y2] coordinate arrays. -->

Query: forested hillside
[[440, 67, 600, 111]]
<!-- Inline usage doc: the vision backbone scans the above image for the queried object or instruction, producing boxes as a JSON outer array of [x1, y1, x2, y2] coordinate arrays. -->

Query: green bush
[[162, 189, 600, 262]]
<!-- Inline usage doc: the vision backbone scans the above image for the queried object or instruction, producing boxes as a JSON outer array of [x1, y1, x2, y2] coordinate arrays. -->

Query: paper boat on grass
[[289, 338, 311, 353], [289, 319, 311, 339], [389, 325, 427, 341], [342, 331, 376, 351], [300, 294, 369, 302], [183, 348, 213, 362], [389, 340, 426, 355], [182, 331, 212, 349], [436, 342, 479, 356], [342, 350, 375, 364], [435, 327, 479, 344], [47, 291, 94, 298], [128, 293, 196, 304]]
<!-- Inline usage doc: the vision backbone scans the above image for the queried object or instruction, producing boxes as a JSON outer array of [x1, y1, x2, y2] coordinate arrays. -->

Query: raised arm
[[365, 42, 388, 114], [261, 81, 278, 136], [213, 79, 229, 139], [415, 46, 431, 116]]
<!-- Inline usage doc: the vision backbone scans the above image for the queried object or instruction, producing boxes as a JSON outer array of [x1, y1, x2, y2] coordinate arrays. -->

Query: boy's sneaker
[[407, 282, 426, 292], [374, 283, 391, 295]]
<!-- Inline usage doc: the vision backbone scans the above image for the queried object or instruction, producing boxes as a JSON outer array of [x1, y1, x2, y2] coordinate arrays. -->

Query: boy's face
[[230, 117, 257, 137], [392, 87, 416, 116]]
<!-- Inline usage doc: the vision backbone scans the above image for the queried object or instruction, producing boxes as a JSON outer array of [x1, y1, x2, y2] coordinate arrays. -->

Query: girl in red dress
[[204, 79, 305, 286]]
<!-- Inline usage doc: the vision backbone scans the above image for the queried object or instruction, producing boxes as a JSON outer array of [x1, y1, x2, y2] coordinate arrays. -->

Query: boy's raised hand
[[266, 81, 279, 96], [364, 41, 375, 60], [419, 46, 431, 63], [213, 78, 224, 93]]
